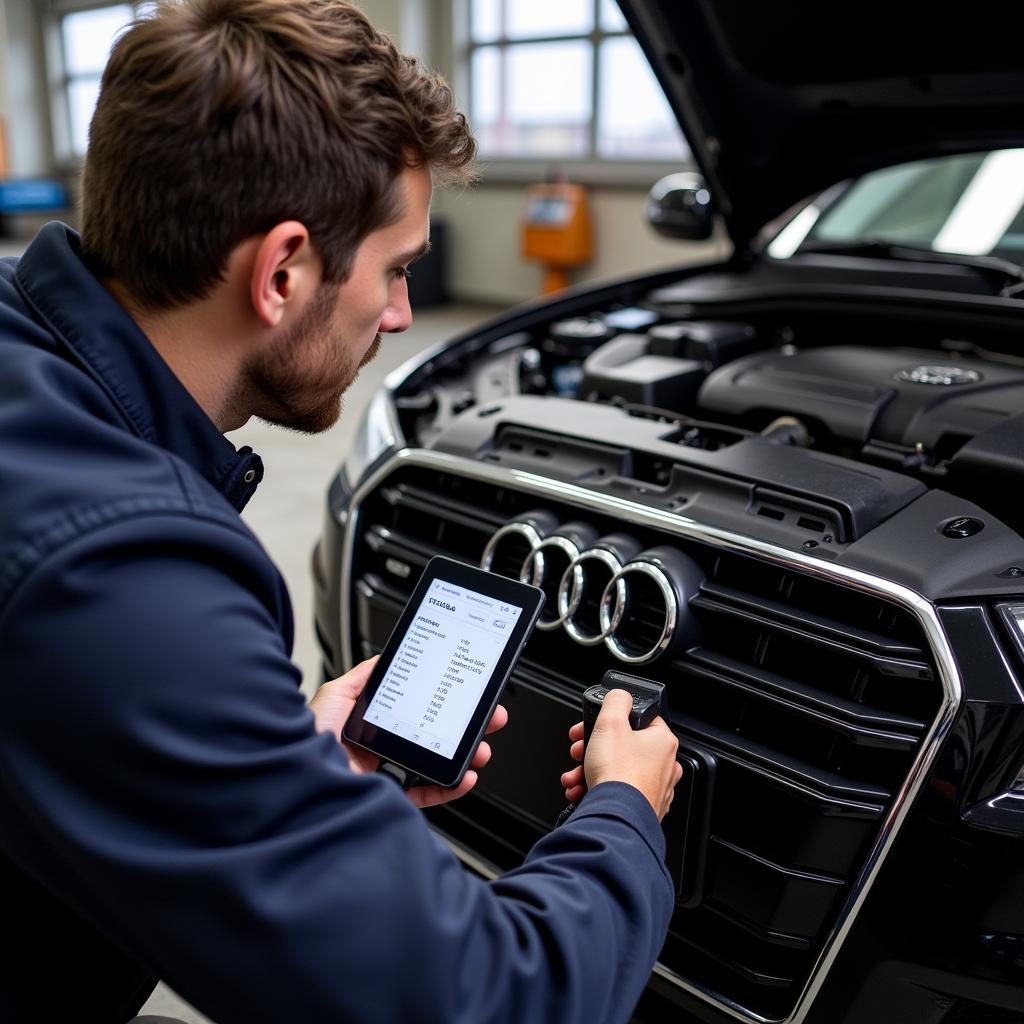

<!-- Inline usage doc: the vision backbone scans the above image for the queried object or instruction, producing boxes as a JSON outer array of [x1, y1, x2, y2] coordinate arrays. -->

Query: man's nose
[[380, 287, 412, 334]]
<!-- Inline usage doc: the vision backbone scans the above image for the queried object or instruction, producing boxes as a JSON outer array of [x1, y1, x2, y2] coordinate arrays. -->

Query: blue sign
[[0, 180, 69, 213]]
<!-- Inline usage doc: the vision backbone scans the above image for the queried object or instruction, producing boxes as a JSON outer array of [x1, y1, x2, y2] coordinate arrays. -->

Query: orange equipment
[[521, 182, 593, 295]]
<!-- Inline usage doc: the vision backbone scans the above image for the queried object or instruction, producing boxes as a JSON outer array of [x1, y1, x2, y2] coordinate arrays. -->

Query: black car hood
[[620, 0, 1024, 250]]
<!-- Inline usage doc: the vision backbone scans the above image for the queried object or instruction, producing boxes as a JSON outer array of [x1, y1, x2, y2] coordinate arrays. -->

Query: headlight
[[343, 388, 401, 490]]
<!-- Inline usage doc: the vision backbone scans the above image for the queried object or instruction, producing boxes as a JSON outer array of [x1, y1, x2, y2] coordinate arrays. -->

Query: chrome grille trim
[[338, 447, 962, 1024]]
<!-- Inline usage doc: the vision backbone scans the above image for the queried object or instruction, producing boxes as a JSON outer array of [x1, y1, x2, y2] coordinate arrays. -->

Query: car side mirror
[[646, 173, 715, 241]]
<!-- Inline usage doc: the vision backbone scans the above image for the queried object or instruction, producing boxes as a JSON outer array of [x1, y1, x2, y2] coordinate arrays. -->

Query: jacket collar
[[13, 222, 263, 512]]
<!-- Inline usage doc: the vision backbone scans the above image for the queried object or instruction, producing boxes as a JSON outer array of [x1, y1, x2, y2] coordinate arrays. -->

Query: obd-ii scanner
[[555, 671, 665, 827], [583, 672, 665, 745], [557, 670, 716, 912]]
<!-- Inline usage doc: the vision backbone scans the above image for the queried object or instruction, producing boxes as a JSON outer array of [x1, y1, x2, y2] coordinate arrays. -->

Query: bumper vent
[[346, 463, 947, 1023]]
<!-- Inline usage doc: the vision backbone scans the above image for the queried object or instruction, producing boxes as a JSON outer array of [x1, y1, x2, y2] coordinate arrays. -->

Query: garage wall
[[431, 183, 729, 305], [0, 0, 53, 177], [0, 2, 7, 170]]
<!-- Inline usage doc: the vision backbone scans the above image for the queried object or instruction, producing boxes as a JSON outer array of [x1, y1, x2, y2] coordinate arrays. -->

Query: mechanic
[[0, 2, 682, 1022]]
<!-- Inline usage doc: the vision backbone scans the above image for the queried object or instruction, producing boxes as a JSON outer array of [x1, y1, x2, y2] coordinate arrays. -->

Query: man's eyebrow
[[395, 239, 432, 265]]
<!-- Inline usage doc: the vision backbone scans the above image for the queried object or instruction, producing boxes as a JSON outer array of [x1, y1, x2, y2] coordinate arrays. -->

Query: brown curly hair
[[80, 0, 476, 310]]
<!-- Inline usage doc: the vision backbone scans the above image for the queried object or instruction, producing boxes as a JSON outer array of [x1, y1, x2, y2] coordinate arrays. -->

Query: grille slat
[[691, 592, 934, 681], [685, 648, 928, 733], [678, 719, 892, 803], [364, 525, 434, 567], [702, 901, 814, 951], [705, 837, 845, 941], [699, 579, 927, 659], [383, 481, 504, 531], [677, 658, 919, 752]]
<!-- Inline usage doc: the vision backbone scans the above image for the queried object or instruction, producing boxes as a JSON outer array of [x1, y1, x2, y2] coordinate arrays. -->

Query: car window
[[776, 149, 1024, 265]]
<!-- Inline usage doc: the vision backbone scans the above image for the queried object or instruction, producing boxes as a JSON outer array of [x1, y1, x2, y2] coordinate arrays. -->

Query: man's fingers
[[564, 785, 585, 804], [570, 738, 584, 762], [561, 765, 584, 789], [311, 657, 379, 739], [595, 688, 633, 726], [568, 721, 584, 742], [326, 656, 379, 700], [470, 741, 492, 770], [409, 770, 478, 809], [484, 704, 508, 735]]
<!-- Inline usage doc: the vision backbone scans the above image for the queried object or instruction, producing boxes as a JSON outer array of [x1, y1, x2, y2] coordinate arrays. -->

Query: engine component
[[548, 316, 615, 346], [647, 319, 760, 367], [761, 415, 811, 447], [580, 333, 706, 408], [699, 345, 1024, 453]]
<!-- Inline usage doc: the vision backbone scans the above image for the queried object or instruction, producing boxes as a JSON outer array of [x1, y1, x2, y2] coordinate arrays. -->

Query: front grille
[[346, 462, 948, 1023]]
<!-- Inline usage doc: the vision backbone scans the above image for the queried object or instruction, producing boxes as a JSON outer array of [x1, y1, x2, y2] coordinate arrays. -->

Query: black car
[[313, 4, 1024, 1022]]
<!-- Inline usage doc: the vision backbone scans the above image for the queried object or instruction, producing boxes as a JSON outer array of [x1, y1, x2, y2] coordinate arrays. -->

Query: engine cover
[[698, 345, 1024, 453]]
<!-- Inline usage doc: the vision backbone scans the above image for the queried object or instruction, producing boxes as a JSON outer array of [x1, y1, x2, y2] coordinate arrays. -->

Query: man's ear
[[250, 222, 320, 328]]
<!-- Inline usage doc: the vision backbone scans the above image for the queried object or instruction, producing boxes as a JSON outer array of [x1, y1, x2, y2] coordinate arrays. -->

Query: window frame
[[457, 0, 695, 186], [46, 0, 148, 166]]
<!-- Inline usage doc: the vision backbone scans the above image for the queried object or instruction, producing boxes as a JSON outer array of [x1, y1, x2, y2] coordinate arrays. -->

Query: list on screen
[[365, 578, 524, 758]]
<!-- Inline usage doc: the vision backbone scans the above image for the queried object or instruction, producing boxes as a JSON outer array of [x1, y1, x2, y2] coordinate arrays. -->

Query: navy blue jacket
[[0, 224, 674, 1023]]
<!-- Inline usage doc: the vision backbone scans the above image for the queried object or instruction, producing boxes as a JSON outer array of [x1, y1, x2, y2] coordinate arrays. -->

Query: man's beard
[[240, 285, 382, 435]]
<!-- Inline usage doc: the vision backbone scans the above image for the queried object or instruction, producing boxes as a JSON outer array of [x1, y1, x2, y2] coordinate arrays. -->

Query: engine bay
[[331, 265, 1024, 1024], [394, 286, 1024, 536]]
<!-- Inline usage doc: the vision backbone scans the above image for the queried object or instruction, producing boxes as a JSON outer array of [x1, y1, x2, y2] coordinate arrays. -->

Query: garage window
[[468, 0, 688, 170], [53, 1, 156, 159]]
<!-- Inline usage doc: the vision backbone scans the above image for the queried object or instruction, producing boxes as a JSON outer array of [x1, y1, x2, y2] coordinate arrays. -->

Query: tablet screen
[[363, 578, 524, 758]]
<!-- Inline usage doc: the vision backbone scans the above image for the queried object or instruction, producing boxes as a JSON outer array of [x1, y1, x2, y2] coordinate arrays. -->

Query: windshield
[[768, 149, 1024, 267]]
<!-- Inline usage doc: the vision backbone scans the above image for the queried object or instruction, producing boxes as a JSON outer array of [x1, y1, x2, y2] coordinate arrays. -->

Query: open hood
[[620, 0, 1024, 250]]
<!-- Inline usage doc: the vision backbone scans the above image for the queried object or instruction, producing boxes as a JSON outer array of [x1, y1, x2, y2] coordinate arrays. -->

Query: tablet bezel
[[342, 556, 545, 788]]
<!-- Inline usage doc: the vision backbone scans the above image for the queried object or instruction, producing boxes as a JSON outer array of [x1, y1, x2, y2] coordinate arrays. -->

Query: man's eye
[[393, 267, 411, 281]]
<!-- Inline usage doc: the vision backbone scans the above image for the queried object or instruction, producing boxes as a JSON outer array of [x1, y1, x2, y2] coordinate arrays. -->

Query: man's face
[[246, 164, 432, 433]]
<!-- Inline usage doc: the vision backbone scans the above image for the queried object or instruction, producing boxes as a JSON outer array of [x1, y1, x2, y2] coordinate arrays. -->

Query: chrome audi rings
[[521, 522, 598, 631], [481, 510, 558, 580], [482, 516, 703, 664], [557, 533, 642, 646], [600, 559, 679, 663]]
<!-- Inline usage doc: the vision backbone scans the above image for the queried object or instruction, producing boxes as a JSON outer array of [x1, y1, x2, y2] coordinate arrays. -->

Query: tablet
[[343, 556, 544, 788]]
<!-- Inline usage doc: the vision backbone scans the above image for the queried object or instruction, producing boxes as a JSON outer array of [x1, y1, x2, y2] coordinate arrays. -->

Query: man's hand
[[310, 657, 508, 809], [559, 689, 681, 821]]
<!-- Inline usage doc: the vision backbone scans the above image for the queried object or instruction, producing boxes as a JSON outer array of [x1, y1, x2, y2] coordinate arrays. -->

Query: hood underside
[[620, 0, 1024, 248]]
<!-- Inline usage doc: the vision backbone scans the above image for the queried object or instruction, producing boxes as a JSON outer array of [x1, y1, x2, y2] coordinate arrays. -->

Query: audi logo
[[481, 512, 704, 664]]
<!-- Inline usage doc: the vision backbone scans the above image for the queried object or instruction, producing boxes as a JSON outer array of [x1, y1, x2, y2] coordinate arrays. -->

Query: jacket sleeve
[[0, 513, 675, 1024]]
